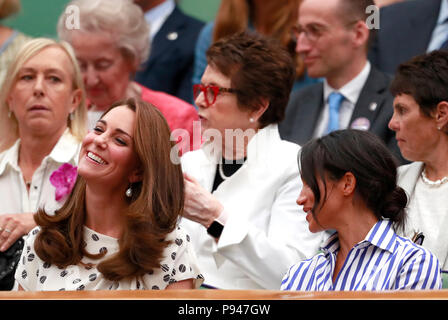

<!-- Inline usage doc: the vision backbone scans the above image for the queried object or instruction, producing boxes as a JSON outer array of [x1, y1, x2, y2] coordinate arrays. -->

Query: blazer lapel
[[350, 67, 390, 126]]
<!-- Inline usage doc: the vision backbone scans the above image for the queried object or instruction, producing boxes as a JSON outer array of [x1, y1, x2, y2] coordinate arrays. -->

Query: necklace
[[218, 162, 230, 180], [421, 169, 448, 187]]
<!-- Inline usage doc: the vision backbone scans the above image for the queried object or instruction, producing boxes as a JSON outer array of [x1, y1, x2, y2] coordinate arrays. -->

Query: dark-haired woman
[[281, 130, 441, 291], [15, 98, 203, 291]]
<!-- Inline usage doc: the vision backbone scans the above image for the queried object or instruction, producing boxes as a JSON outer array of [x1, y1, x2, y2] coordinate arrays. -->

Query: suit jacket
[[279, 66, 405, 163], [368, 0, 441, 75], [180, 125, 323, 289], [134, 6, 204, 103]]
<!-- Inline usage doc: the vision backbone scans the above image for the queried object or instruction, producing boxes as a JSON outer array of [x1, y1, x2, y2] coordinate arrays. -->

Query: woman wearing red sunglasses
[[180, 32, 323, 290]]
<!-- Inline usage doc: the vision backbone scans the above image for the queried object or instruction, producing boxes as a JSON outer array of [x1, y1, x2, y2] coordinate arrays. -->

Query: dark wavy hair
[[33, 98, 184, 280], [206, 31, 295, 128], [298, 129, 407, 232]]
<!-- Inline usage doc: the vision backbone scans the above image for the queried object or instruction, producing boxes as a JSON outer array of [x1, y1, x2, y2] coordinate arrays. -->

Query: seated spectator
[[57, 0, 200, 154], [192, 0, 320, 98], [0, 38, 87, 289], [281, 129, 441, 291], [180, 32, 323, 290], [279, 0, 404, 164], [0, 0, 32, 86], [388, 50, 448, 271], [133, 0, 204, 104], [15, 98, 204, 291]]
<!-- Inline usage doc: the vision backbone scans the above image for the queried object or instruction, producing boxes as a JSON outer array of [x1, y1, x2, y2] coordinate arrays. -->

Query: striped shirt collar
[[322, 219, 397, 255]]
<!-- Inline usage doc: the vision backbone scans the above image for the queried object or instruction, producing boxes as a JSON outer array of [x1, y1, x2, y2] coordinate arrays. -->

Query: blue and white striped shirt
[[281, 220, 442, 291]]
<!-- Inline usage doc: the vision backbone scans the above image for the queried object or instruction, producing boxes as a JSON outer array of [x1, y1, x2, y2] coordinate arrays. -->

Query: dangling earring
[[8, 110, 12, 118], [69, 112, 75, 121], [125, 186, 132, 198]]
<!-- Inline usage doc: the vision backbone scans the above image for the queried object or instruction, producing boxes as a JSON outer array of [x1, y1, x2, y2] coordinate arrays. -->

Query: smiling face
[[77, 105, 141, 191], [7, 45, 81, 137], [388, 94, 439, 162], [69, 31, 133, 110]]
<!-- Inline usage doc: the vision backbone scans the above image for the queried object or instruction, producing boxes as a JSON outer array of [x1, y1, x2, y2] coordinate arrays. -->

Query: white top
[[15, 225, 204, 290], [406, 177, 448, 269], [180, 124, 324, 289], [397, 161, 448, 271], [314, 61, 371, 138], [0, 130, 81, 215]]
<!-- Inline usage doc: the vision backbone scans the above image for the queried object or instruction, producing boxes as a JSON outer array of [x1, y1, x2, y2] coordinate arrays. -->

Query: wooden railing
[[1, 289, 448, 300]]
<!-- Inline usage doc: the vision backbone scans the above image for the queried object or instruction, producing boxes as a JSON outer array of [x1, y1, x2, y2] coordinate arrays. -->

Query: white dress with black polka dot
[[14, 225, 204, 291]]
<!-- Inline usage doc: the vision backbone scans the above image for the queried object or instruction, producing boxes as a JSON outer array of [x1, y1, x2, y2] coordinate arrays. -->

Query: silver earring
[[125, 186, 132, 198], [69, 113, 74, 121], [8, 110, 12, 118]]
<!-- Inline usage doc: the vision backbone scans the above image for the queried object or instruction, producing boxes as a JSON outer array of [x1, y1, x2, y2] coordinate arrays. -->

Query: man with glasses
[[279, 0, 403, 163]]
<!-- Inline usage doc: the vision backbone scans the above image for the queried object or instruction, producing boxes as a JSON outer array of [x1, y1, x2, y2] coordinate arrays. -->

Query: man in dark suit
[[369, 0, 444, 75], [279, 0, 404, 162], [133, 0, 204, 103]]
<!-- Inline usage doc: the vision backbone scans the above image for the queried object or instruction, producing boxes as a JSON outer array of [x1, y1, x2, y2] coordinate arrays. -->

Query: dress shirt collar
[[437, 0, 448, 25], [144, 0, 175, 41], [323, 61, 371, 107], [322, 219, 397, 255], [0, 129, 81, 175]]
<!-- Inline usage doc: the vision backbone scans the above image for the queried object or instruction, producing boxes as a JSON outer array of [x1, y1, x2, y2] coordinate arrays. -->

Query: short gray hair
[[57, 0, 150, 70]]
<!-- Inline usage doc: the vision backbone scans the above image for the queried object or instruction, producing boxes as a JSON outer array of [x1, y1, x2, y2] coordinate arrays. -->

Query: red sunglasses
[[193, 84, 238, 107]]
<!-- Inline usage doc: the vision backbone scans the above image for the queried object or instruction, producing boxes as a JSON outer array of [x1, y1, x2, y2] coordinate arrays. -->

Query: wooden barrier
[[1, 289, 448, 300]]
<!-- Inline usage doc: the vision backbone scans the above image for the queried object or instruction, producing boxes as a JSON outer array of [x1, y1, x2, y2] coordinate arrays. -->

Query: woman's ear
[[69, 88, 83, 114], [129, 167, 143, 184], [435, 101, 448, 131], [249, 99, 269, 124], [340, 172, 356, 196]]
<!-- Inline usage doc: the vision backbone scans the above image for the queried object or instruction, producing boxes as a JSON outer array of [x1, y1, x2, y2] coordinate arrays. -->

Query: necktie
[[326, 92, 344, 134]]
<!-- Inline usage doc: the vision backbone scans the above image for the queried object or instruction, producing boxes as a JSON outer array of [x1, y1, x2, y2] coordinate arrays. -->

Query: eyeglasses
[[292, 21, 358, 43], [193, 84, 238, 107]]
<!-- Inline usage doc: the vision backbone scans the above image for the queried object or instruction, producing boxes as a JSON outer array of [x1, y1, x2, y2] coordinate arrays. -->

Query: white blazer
[[180, 124, 324, 289]]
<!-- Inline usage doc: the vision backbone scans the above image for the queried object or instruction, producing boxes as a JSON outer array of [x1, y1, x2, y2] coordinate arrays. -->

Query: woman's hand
[[0, 213, 36, 251], [183, 173, 223, 228]]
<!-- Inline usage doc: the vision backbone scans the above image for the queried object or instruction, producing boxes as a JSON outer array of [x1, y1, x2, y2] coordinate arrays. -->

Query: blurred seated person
[[133, 0, 204, 103], [180, 32, 324, 290], [57, 0, 200, 154], [281, 129, 441, 291], [0, 38, 87, 288], [388, 50, 448, 271], [15, 98, 204, 291], [0, 0, 32, 85], [192, 0, 320, 98], [279, 0, 404, 164]]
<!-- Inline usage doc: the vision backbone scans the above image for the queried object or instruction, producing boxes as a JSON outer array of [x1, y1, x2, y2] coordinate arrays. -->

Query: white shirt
[[314, 61, 371, 138], [143, 0, 175, 41], [15, 225, 204, 290], [0, 130, 81, 215], [406, 177, 448, 270]]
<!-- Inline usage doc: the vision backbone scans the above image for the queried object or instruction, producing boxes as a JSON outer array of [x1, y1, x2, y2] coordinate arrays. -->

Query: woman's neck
[[423, 139, 448, 180], [18, 130, 65, 182], [84, 184, 128, 238]]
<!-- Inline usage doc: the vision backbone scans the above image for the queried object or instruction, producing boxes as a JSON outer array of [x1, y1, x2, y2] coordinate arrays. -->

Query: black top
[[211, 157, 246, 192]]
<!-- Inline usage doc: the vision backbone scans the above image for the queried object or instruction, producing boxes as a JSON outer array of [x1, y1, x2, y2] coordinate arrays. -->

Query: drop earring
[[69, 113, 74, 121], [125, 186, 132, 198], [8, 110, 12, 118]]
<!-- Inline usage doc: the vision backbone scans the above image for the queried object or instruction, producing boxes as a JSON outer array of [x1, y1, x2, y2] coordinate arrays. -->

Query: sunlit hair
[[299, 129, 407, 232], [33, 98, 184, 281], [207, 32, 295, 128], [0, 0, 20, 19], [57, 0, 149, 72], [0, 37, 87, 152], [213, 0, 304, 79]]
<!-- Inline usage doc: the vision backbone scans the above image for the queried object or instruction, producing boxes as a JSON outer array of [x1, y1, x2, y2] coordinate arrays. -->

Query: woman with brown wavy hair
[[14, 98, 203, 290]]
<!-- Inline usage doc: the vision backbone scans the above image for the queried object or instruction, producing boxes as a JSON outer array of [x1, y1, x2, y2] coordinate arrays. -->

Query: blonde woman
[[0, 38, 87, 256]]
